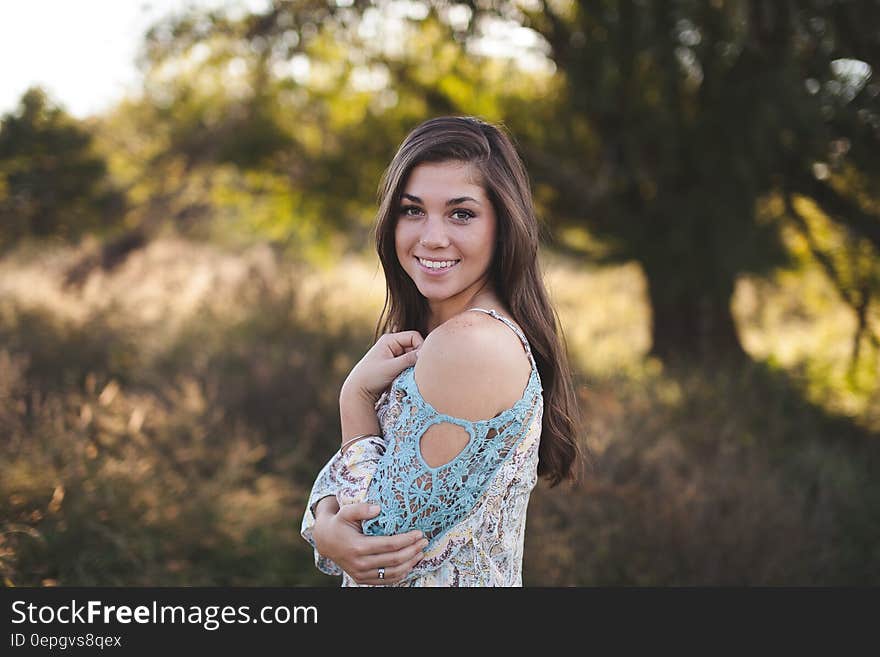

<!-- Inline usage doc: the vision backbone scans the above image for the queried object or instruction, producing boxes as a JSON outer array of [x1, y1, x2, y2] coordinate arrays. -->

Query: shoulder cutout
[[412, 310, 533, 423]]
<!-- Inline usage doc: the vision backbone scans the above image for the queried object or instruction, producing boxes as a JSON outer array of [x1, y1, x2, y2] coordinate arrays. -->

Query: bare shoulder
[[414, 310, 532, 421]]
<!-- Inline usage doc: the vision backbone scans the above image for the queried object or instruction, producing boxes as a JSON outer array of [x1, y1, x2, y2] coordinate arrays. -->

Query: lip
[[414, 256, 461, 276]]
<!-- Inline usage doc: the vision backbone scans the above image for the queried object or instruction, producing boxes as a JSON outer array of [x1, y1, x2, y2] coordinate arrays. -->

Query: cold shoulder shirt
[[300, 307, 543, 586]]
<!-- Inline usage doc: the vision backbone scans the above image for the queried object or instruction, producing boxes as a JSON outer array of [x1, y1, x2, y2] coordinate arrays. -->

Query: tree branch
[[791, 174, 880, 254]]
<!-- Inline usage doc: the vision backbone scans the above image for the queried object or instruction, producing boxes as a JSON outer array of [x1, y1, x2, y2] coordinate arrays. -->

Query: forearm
[[339, 385, 381, 447]]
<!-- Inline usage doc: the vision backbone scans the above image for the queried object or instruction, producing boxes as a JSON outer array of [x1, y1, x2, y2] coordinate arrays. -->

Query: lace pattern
[[362, 362, 540, 547], [300, 308, 543, 586]]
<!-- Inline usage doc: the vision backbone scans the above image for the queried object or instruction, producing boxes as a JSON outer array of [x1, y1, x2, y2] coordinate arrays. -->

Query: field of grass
[[1, 236, 877, 585]]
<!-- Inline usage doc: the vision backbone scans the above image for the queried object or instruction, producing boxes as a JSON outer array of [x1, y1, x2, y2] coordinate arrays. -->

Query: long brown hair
[[371, 115, 586, 487]]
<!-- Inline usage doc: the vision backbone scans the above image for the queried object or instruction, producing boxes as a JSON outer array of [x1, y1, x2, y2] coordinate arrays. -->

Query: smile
[[415, 256, 461, 275]]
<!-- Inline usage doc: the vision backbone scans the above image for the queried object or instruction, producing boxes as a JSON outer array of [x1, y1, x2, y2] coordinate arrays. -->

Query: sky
[[0, 0, 269, 119], [0, 0, 550, 121]]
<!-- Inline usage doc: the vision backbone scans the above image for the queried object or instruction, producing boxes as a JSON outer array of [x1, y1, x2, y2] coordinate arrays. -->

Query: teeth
[[419, 258, 459, 269]]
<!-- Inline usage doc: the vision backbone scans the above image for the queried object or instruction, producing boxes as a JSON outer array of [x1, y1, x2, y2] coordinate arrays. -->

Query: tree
[[136, 0, 880, 366], [499, 0, 880, 365], [0, 87, 125, 251], [128, 0, 528, 258]]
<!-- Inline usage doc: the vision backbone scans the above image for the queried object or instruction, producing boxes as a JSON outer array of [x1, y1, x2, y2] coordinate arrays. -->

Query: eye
[[451, 209, 475, 222], [399, 205, 422, 217]]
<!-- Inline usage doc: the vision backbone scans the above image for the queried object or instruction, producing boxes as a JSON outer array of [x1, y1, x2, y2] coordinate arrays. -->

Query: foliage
[[1, 237, 877, 585], [109, 1, 556, 260], [0, 88, 126, 251], [0, 238, 369, 585], [125, 0, 880, 362], [1, 2, 879, 585]]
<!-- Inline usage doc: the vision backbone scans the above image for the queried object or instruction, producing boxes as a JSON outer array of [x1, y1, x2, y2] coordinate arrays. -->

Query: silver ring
[[377, 567, 385, 580]]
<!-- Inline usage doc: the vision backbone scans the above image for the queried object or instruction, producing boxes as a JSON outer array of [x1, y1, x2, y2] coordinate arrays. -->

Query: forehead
[[402, 161, 485, 198]]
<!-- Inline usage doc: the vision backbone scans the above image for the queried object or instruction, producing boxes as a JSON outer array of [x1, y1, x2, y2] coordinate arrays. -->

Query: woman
[[301, 116, 583, 586]]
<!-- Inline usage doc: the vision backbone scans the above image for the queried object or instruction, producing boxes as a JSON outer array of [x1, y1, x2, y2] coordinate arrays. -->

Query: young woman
[[300, 116, 583, 586]]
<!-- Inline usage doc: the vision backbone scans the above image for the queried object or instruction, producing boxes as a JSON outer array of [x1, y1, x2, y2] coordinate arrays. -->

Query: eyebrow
[[401, 193, 481, 206]]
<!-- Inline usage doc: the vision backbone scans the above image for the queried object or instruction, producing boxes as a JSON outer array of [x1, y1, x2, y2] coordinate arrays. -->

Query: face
[[394, 160, 497, 310]]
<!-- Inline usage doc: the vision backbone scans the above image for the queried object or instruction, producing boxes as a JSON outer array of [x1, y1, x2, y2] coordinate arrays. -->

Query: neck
[[424, 284, 503, 334]]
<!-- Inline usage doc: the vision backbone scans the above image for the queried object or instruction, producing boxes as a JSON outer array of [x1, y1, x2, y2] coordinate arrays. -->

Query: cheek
[[477, 227, 497, 259], [394, 226, 413, 262]]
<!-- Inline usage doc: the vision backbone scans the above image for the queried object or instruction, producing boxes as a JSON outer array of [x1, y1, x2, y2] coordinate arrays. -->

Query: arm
[[339, 384, 382, 447], [301, 442, 427, 584], [302, 317, 531, 582], [338, 329, 422, 448], [300, 440, 427, 584], [300, 385, 427, 584], [310, 495, 427, 585], [299, 449, 346, 576], [361, 314, 535, 551]]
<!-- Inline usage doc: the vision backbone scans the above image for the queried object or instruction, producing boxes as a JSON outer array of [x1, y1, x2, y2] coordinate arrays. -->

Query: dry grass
[[1, 236, 877, 585]]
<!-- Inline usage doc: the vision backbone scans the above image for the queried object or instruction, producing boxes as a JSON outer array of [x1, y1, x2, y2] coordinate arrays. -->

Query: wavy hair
[[370, 115, 586, 487]]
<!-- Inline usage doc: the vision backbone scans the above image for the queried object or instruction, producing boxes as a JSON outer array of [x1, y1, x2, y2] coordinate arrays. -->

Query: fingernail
[[370, 505, 380, 513]]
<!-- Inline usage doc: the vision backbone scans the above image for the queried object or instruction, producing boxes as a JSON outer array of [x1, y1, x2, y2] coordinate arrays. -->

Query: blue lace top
[[300, 307, 544, 586], [361, 308, 542, 549]]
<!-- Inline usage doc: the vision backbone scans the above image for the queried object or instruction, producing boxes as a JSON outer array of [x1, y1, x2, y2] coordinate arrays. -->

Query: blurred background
[[1, 0, 878, 586]]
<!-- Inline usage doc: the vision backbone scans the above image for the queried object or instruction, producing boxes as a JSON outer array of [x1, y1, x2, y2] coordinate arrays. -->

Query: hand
[[312, 500, 429, 586], [342, 331, 424, 403]]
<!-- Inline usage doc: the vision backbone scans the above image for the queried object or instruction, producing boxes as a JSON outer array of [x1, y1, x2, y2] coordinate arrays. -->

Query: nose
[[419, 215, 450, 248]]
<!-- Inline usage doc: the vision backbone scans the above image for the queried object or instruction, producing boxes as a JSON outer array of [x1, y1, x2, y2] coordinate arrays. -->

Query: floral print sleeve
[[300, 436, 387, 576]]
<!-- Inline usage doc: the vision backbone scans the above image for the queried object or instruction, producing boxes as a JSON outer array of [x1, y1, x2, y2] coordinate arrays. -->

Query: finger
[[384, 331, 424, 356], [352, 565, 392, 587], [406, 331, 424, 349], [393, 331, 423, 349], [402, 349, 419, 365], [360, 539, 427, 571], [382, 548, 428, 585], [357, 550, 424, 586], [359, 538, 429, 570], [389, 346, 419, 366], [337, 503, 381, 523], [357, 529, 425, 555]]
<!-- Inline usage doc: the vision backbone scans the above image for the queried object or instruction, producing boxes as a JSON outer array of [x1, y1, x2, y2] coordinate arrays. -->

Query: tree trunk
[[643, 263, 750, 366]]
